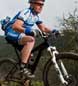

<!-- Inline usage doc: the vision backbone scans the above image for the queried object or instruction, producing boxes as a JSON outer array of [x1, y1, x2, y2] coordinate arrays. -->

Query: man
[[5, 0, 55, 79]]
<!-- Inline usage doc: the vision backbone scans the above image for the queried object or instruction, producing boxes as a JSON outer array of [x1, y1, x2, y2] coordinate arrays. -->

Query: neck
[[29, 7, 38, 15]]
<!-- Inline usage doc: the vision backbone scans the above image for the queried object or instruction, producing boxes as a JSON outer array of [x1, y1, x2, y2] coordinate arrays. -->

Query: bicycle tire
[[43, 52, 78, 86], [0, 58, 22, 86]]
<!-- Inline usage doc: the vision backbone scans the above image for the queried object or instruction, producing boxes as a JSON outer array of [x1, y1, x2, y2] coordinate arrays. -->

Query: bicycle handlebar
[[34, 29, 63, 38], [31, 29, 64, 43]]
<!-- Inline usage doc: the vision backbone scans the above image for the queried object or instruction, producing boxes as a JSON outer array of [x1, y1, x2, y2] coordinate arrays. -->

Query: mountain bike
[[0, 30, 78, 86]]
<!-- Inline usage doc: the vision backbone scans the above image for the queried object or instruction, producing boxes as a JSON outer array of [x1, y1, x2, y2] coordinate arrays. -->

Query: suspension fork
[[47, 46, 69, 85]]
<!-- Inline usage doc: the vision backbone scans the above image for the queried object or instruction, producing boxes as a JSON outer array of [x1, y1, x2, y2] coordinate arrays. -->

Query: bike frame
[[27, 33, 69, 85], [6, 31, 70, 85], [29, 39, 49, 74], [47, 46, 69, 85]]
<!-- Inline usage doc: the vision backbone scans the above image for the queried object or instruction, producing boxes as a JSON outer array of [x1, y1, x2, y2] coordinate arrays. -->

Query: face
[[31, 1, 44, 14]]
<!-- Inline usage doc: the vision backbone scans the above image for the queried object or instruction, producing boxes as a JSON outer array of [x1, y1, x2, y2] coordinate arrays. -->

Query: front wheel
[[43, 52, 78, 86]]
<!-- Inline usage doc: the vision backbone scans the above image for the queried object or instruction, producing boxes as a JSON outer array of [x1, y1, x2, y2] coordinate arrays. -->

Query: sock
[[20, 62, 28, 70]]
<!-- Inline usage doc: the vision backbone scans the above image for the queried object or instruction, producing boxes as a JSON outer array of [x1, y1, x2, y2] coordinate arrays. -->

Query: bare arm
[[37, 23, 52, 33], [12, 19, 25, 33]]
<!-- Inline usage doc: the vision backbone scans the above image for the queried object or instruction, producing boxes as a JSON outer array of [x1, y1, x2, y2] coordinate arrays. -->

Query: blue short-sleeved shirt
[[5, 7, 43, 43], [12, 7, 43, 28]]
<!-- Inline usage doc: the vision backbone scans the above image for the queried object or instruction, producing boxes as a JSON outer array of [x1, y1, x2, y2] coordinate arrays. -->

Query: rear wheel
[[43, 52, 78, 86], [0, 58, 23, 86]]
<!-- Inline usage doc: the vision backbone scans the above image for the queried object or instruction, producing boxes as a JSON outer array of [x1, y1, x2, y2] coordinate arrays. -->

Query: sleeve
[[36, 15, 43, 25], [17, 9, 30, 21]]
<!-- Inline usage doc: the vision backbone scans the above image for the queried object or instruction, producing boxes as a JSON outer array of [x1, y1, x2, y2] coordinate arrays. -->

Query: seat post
[[13, 45, 21, 63]]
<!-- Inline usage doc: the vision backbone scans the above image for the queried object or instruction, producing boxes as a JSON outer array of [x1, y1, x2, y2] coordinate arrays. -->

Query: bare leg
[[19, 35, 35, 63], [19, 35, 35, 79], [21, 41, 35, 63]]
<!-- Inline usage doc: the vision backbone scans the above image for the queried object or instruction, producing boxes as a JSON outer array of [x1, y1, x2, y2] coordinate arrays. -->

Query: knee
[[19, 35, 35, 45], [26, 36, 35, 46], [30, 36, 35, 43], [26, 36, 35, 44]]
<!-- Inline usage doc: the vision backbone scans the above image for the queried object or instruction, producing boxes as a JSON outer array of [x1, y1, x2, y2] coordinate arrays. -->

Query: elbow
[[42, 29, 47, 32], [41, 28, 46, 32]]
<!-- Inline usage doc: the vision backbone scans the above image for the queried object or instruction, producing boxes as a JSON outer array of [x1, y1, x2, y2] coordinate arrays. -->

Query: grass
[[0, 80, 44, 86], [31, 80, 44, 86]]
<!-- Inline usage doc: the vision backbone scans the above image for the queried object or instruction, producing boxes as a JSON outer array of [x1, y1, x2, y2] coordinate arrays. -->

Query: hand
[[52, 29, 59, 33], [52, 29, 60, 36], [24, 27, 36, 36]]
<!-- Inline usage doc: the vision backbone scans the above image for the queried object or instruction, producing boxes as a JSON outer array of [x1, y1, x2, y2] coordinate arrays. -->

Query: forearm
[[39, 26, 51, 33], [43, 27, 51, 33], [12, 24, 25, 33], [37, 23, 52, 33], [12, 19, 25, 33]]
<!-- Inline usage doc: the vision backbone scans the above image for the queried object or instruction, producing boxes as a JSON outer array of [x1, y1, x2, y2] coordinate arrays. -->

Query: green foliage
[[55, 8, 78, 52], [0, 81, 44, 86], [31, 81, 43, 86], [59, 8, 78, 31]]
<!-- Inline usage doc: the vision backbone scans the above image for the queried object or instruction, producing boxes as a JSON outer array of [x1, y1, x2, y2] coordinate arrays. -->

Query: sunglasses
[[32, 2, 44, 6]]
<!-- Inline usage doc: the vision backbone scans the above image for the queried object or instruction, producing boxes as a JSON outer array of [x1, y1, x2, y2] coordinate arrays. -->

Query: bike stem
[[47, 46, 68, 85]]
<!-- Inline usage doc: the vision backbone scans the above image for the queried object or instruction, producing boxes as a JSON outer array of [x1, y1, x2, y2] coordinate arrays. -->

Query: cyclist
[[4, 0, 58, 79]]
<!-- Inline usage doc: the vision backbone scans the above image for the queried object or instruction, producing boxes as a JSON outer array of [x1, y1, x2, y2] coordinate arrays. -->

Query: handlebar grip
[[30, 30, 37, 36]]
